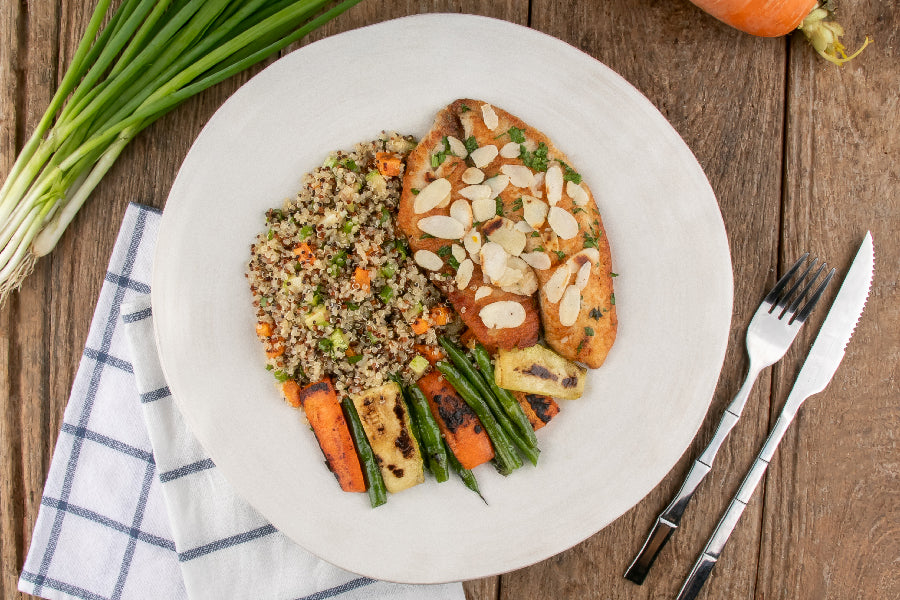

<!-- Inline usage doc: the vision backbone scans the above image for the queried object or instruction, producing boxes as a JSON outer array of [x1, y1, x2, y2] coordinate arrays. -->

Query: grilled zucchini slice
[[494, 345, 586, 400], [351, 382, 424, 493]]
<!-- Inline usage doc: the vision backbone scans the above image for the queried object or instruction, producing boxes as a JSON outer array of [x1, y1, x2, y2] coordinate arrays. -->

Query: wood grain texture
[[0, 1, 897, 600]]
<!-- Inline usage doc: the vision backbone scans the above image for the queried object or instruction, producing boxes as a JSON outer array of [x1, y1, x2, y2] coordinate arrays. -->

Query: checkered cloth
[[19, 203, 464, 600]]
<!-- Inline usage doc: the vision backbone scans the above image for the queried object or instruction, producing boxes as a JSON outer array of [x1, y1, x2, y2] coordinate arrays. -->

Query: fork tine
[[772, 257, 818, 314], [784, 261, 827, 317], [764, 252, 810, 305], [791, 267, 837, 324]]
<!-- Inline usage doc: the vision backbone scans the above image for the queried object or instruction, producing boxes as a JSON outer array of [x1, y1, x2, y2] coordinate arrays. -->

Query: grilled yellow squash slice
[[494, 345, 586, 400], [351, 382, 424, 494]]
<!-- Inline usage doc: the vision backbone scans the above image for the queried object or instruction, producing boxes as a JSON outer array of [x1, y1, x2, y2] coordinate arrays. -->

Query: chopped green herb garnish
[[273, 370, 291, 383], [420, 233, 436, 240], [294, 262, 303, 273], [610, 293, 616, 306], [265, 364, 273, 371], [589, 307, 604, 320], [266, 229, 274, 240], [464, 136, 479, 154], [366, 331, 379, 344], [318, 338, 333, 352], [342, 220, 355, 234], [347, 354, 364, 365], [460, 104, 471, 113], [531, 231, 541, 238], [431, 136, 453, 168], [378, 285, 394, 302], [556, 159, 582, 184], [610, 272, 618, 277], [507, 126, 526, 144], [495, 198, 504, 216], [511, 197, 524, 211], [554, 250, 566, 260], [519, 141, 549, 172], [446, 255, 460, 270], [346, 302, 360, 310], [411, 188, 420, 195], [436, 245, 452, 258], [393, 239, 409, 260], [572, 206, 586, 214], [299, 224, 313, 239], [584, 326, 595, 337], [342, 158, 359, 172], [534, 245, 545, 252], [379, 207, 390, 225]]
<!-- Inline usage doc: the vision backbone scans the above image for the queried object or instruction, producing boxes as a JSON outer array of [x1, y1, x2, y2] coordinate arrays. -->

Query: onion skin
[[688, 0, 819, 37]]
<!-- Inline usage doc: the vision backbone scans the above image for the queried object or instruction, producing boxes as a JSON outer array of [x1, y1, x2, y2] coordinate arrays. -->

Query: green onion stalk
[[0, 0, 363, 303]]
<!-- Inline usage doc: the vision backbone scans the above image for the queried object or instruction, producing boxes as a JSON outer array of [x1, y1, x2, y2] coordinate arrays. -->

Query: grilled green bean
[[404, 383, 450, 483], [472, 343, 539, 448], [340, 397, 387, 508], [445, 439, 486, 504], [435, 360, 521, 474]]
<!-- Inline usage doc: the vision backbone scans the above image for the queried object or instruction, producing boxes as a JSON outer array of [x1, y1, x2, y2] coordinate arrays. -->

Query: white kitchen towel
[[19, 203, 465, 600]]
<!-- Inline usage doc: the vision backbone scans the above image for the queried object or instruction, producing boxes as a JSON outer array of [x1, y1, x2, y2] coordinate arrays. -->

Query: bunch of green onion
[[0, 0, 362, 302]]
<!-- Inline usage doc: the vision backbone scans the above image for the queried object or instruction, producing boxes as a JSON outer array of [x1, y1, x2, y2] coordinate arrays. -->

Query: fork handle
[[624, 362, 764, 583]]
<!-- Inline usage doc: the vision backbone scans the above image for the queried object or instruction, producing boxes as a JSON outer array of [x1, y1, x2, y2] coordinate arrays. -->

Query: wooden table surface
[[2, 1, 897, 599]]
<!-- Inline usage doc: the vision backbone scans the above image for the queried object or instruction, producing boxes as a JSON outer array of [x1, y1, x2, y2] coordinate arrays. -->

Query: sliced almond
[[530, 171, 545, 198], [456, 258, 474, 289], [413, 178, 451, 214], [566, 180, 589, 206], [545, 165, 563, 206], [463, 228, 483, 257], [414, 249, 443, 271], [501, 164, 536, 189], [472, 196, 497, 222], [515, 220, 534, 233], [484, 217, 527, 256], [575, 260, 591, 290], [500, 141, 521, 158], [418, 215, 465, 240], [567, 248, 601, 273], [548, 206, 579, 240], [499, 257, 538, 295], [520, 251, 551, 270], [461, 112, 475, 140], [470, 144, 499, 169], [447, 135, 468, 158], [522, 195, 549, 228], [481, 103, 499, 131], [449, 199, 473, 230], [544, 265, 571, 303], [559, 285, 581, 326], [474, 286, 492, 301], [451, 243, 467, 263], [496, 266, 523, 288], [461, 167, 485, 185], [479, 241, 508, 281], [484, 174, 510, 198], [459, 184, 492, 202], [480, 301, 526, 329]]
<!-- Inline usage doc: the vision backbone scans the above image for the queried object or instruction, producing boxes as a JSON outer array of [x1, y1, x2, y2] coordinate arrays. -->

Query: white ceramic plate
[[153, 14, 732, 584]]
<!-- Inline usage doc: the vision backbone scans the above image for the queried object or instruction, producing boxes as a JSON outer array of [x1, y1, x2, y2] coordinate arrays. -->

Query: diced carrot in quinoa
[[298, 379, 366, 493], [414, 344, 445, 366], [282, 380, 302, 408], [375, 151, 402, 177], [430, 305, 451, 326], [293, 242, 315, 263], [353, 267, 370, 291], [411, 317, 431, 335], [417, 371, 494, 470], [256, 322, 273, 337], [266, 342, 285, 358]]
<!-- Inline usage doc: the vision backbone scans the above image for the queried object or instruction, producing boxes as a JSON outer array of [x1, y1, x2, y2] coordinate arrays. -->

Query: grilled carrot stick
[[298, 378, 366, 493], [513, 391, 560, 431], [417, 371, 494, 470]]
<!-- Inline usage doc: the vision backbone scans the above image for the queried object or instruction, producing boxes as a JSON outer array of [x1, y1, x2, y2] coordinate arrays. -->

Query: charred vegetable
[[341, 397, 388, 508], [493, 345, 586, 400]]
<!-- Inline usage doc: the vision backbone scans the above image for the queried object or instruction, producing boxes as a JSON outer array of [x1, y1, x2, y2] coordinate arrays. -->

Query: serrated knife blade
[[676, 231, 874, 600]]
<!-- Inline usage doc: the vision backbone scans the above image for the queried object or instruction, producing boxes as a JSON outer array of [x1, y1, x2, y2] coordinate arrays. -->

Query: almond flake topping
[[470, 144, 499, 168], [520, 251, 551, 270], [522, 195, 548, 228], [566, 248, 601, 273], [544, 264, 571, 304], [471, 196, 497, 222], [459, 184, 492, 202], [463, 228, 483, 257], [414, 249, 443, 271], [474, 286, 492, 301], [499, 257, 538, 296], [484, 217, 526, 256], [501, 164, 535, 188], [479, 242, 508, 281], [418, 215, 465, 240], [461, 167, 485, 185], [456, 258, 474, 290], [566, 180, 589, 206], [485, 174, 510, 197], [447, 136, 468, 158], [545, 165, 563, 206], [548, 206, 579, 240], [451, 243, 467, 263], [559, 285, 581, 326], [413, 178, 451, 214], [480, 301, 526, 330], [449, 199, 473, 230], [500, 141, 521, 158], [515, 220, 534, 233], [481, 103, 499, 131], [575, 260, 591, 290]]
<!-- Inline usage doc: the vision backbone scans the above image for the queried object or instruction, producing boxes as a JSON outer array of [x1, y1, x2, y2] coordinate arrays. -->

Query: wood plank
[[759, 1, 900, 598], [499, 1, 786, 598]]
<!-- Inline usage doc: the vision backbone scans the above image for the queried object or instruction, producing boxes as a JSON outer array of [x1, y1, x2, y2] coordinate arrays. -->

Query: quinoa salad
[[247, 133, 461, 396]]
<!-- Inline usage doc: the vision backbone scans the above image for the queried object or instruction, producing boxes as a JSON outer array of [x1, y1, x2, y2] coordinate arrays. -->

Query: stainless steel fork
[[624, 253, 834, 584]]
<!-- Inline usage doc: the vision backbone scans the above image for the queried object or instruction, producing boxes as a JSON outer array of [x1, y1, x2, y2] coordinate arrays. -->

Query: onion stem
[[0, 0, 363, 303]]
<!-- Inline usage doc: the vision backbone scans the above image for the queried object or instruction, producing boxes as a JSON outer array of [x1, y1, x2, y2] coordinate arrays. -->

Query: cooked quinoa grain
[[247, 133, 460, 396]]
